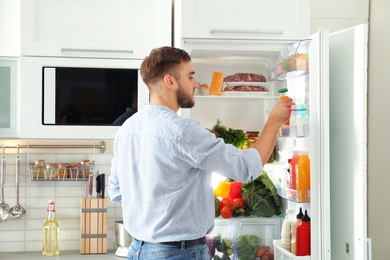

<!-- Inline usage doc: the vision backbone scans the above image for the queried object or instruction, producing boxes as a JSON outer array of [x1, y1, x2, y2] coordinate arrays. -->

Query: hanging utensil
[[9, 146, 26, 218], [0, 149, 10, 223]]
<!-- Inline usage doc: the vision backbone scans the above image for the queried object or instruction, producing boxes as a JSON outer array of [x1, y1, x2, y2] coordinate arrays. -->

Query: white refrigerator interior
[[179, 24, 368, 260]]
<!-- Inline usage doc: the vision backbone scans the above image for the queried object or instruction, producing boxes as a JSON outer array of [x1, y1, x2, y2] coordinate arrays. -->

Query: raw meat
[[224, 73, 266, 82]]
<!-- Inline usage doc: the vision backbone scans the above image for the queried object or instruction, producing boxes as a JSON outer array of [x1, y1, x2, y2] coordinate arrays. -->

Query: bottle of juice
[[289, 151, 300, 190], [296, 209, 311, 256], [291, 207, 304, 255], [278, 88, 290, 136], [296, 151, 310, 202]]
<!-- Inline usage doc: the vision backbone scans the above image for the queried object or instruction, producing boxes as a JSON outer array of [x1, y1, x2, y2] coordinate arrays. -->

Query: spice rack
[[28, 160, 94, 181]]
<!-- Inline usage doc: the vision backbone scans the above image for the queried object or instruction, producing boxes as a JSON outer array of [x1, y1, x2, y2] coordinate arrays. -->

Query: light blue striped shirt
[[108, 104, 262, 243]]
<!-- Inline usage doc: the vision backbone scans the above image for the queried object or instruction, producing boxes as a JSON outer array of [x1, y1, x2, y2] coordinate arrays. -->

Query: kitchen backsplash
[[0, 140, 121, 253]]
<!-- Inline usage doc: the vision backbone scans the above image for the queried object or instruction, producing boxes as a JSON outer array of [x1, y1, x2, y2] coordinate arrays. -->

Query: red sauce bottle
[[296, 209, 311, 256]]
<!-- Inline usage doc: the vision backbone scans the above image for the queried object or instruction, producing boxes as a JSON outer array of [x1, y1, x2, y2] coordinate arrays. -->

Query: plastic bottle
[[278, 88, 290, 136], [291, 207, 304, 255], [289, 151, 299, 190], [296, 209, 311, 256], [296, 151, 310, 202], [42, 200, 59, 256], [295, 104, 310, 137], [280, 209, 296, 252], [289, 105, 297, 136]]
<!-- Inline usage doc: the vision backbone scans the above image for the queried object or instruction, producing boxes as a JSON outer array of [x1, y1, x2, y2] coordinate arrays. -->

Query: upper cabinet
[[0, 58, 18, 138], [21, 0, 172, 59], [174, 0, 310, 44], [0, 0, 20, 57]]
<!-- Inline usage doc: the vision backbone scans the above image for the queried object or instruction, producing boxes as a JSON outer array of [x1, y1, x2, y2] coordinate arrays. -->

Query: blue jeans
[[127, 238, 210, 260]]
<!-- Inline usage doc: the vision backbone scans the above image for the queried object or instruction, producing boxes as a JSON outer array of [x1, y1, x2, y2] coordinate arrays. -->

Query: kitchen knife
[[100, 174, 105, 199], [87, 173, 93, 199], [96, 174, 101, 198]]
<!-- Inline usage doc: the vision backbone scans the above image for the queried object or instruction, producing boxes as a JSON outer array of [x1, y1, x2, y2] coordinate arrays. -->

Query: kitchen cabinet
[[174, 0, 310, 46], [0, 58, 18, 138], [21, 0, 172, 59], [0, 0, 20, 57]]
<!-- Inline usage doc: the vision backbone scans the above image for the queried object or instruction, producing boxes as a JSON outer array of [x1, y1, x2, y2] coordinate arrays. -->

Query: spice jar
[[68, 163, 80, 180], [33, 159, 46, 179], [45, 163, 57, 180], [79, 160, 91, 178], [57, 163, 69, 180]]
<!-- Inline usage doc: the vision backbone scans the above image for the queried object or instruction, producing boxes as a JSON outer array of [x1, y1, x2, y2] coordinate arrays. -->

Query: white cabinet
[[21, 0, 172, 59], [0, 58, 18, 138], [174, 0, 309, 44], [0, 0, 20, 57]]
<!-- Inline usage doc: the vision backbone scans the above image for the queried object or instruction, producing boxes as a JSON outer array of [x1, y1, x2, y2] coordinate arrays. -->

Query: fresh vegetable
[[256, 246, 270, 257], [228, 181, 242, 199], [220, 206, 233, 218], [236, 234, 265, 260], [214, 181, 231, 198], [212, 234, 233, 260], [241, 171, 281, 217], [220, 197, 234, 209], [212, 120, 247, 149], [233, 198, 245, 210], [214, 196, 220, 217], [206, 235, 215, 257]]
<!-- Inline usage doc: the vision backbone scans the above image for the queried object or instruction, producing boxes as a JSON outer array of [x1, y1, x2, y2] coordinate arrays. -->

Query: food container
[[57, 163, 69, 179], [80, 160, 91, 178], [32, 159, 45, 179], [68, 163, 80, 179], [44, 163, 57, 180], [207, 219, 235, 260]]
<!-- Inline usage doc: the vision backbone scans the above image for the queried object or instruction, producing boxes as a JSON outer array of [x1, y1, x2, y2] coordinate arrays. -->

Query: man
[[108, 46, 294, 259]]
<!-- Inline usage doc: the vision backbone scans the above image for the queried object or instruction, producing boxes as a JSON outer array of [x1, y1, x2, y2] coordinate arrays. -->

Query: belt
[[157, 236, 206, 247]]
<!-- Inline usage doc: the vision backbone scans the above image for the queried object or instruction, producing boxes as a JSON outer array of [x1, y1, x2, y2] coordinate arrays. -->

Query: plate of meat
[[224, 81, 269, 87], [222, 85, 269, 96]]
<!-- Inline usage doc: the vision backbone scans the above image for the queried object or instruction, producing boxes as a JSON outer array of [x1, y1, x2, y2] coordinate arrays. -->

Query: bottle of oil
[[42, 200, 59, 256]]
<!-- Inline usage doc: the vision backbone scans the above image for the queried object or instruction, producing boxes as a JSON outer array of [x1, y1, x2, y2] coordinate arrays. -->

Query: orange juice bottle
[[296, 151, 310, 202]]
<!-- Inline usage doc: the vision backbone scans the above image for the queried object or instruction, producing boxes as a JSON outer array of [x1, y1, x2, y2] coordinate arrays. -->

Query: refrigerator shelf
[[277, 185, 310, 203], [273, 239, 311, 260]]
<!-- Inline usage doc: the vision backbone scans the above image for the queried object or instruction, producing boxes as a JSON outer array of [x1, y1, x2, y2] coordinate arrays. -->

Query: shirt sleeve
[[108, 156, 122, 204], [179, 120, 263, 183]]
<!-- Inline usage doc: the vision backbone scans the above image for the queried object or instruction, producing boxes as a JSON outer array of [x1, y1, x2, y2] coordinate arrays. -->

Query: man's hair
[[140, 46, 191, 89]]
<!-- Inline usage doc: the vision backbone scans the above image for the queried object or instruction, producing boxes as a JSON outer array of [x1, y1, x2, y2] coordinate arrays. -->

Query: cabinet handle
[[61, 48, 134, 54], [210, 29, 284, 35]]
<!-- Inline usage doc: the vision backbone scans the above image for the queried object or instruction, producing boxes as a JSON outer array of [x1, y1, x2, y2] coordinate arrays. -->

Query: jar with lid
[[45, 163, 57, 180], [33, 159, 46, 179], [57, 163, 68, 180], [68, 163, 80, 180], [244, 131, 259, 150], [79, 160, 91, 178]]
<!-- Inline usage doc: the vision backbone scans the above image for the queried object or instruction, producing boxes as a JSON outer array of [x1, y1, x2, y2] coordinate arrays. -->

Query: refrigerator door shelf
[[277, 185, 311, 203], [274, 239, 311, 259]]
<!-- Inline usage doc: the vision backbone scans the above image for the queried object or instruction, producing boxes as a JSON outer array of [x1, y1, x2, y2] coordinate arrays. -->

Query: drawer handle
[[61, 48, 134, 54], [210, 29, 284, 35]]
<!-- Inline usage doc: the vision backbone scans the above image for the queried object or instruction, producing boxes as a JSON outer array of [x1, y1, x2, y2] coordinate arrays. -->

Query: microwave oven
[[20, 57, 149, 139]]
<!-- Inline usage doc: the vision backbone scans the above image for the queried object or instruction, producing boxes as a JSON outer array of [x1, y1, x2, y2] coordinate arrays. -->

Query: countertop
[[0, 250, 123, 260]]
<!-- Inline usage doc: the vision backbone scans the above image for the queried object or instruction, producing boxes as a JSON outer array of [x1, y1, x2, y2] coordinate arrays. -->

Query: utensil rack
[[1, 141, 106, 154]]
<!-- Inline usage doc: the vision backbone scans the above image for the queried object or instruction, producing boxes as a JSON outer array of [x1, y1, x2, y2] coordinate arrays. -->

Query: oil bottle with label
[[42, 200, 59, 256]]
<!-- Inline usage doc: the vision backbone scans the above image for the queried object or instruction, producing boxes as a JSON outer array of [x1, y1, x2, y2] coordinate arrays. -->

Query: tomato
[[233, 198, 245, 210], [220, 206, 233, 218], [220, 197, 234, 209]]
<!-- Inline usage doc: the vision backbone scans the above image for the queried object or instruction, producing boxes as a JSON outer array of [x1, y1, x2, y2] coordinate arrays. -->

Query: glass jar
[[79, 160, 91, 178], [57, 163, 69, 180], [33, 159, 46, 179], [68, 163, 80, 179], [45, 163, 57, 180]]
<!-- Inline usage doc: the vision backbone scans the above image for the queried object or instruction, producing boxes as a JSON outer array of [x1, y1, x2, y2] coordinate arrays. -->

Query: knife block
[[80, 198, 108, 254]]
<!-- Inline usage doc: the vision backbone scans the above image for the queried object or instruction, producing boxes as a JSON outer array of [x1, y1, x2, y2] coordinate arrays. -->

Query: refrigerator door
[[329, 24, 368, 259], [308, 28, 331, 260]]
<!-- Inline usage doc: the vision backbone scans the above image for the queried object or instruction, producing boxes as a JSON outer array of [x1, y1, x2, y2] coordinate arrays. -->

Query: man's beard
[[177, 83, 195, 109]]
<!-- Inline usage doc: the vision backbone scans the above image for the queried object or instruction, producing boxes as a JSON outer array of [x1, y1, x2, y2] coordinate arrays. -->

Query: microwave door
[[43, 67, 56, 124]]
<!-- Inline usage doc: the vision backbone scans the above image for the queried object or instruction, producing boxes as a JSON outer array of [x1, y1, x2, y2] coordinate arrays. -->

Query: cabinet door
[[0, 0, 20, 57], [21, 0, 171, 59], [175, 0, 309, 41], [0, 59, 18, 137]]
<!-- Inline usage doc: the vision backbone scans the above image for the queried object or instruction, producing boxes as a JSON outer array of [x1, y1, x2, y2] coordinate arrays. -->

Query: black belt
[[157, 236, 206, 247]]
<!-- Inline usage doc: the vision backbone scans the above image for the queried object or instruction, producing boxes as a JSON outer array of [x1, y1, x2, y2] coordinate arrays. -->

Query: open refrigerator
[[178, 24, 369, 260]]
